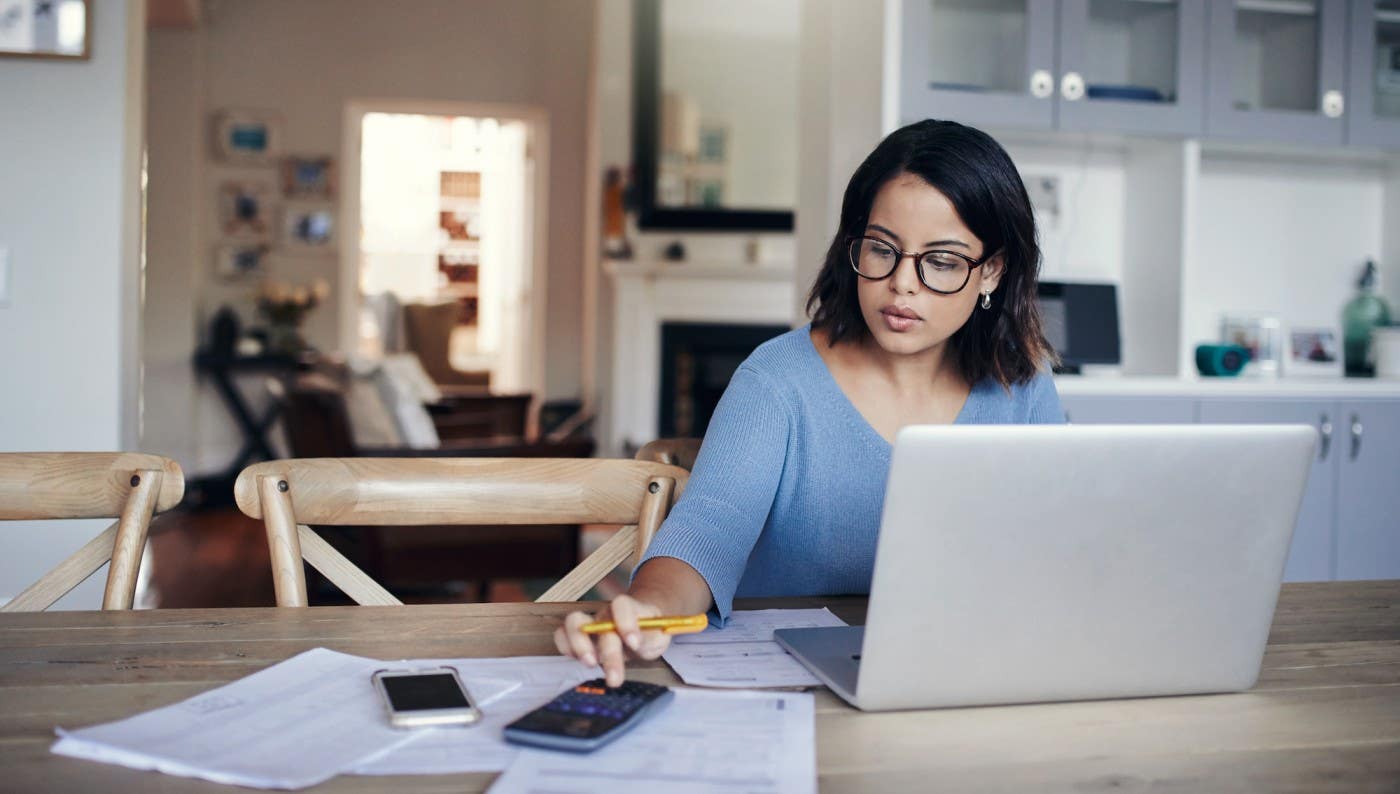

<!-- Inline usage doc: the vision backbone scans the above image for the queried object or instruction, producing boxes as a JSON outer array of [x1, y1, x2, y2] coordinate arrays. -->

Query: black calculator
[[503, 679, 674, 752]]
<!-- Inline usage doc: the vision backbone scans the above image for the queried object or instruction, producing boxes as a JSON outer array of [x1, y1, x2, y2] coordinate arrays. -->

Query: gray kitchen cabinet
[[901, 0, 1206, 136], [901, 0, 1058, 130], [1346, 0, 1400, 148], [1056, 0, 1207, 135], [1204, 0, 1350, 146], [1336, 400, 1400, 579], [1198, 398, 1336, 582], [1059, 395, 1196, 424]]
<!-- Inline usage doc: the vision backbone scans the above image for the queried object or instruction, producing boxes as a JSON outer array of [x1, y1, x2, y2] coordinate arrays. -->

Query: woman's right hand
[[554, 593, 673, 688]]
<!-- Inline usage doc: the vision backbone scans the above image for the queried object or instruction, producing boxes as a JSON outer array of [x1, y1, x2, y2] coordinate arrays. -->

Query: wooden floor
[[144, 509, 621, 608]]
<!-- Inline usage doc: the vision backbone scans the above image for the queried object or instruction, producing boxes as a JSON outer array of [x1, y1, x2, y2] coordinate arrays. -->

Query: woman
[[556, 120, 1063, 686]]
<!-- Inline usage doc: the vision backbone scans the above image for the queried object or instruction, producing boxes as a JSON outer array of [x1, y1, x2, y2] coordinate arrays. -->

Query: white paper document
[[489, 688, 815, 794], [662, 608, 847, 688], [352, 656, 600, 775], [49, 647, 549, 789]]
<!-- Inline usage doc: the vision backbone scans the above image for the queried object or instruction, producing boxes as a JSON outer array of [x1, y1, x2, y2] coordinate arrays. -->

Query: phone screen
[[380, 673, 471, 712]]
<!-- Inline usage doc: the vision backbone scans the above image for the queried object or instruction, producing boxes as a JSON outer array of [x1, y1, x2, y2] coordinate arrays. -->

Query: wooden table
[[2, 582, 1398, 792]]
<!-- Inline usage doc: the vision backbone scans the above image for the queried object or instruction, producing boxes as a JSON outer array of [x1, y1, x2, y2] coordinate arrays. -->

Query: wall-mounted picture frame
[[214, 244, 269, 281], [213, 110, 283, 164], [0, 0, 89, 60], [280, 156, 336, 199], [1284, 327, 1343, 378], [217, 179, 276, 240], [281, 200, 336, 250], [1220, 314, 1282, 377]]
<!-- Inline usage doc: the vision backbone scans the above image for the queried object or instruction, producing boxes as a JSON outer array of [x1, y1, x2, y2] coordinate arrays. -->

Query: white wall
[[145, 0, 596, 475], [0, 0, 146, 607], [1185, 152, 1387, 365]]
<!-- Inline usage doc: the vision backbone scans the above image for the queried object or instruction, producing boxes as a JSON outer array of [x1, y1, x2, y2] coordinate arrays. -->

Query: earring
[[980, 291, 992, 310]]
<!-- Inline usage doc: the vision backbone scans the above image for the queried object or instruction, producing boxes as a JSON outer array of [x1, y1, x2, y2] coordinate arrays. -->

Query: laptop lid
[[853, 424, 1315, 711]]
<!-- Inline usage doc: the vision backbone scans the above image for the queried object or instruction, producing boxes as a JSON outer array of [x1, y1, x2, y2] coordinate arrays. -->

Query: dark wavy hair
[[806, 119, 1056, 387]]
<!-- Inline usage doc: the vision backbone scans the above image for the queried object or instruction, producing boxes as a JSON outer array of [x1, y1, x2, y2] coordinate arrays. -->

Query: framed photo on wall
[[280, 156, 336, 199], [281, 200, 336, 250], [213, 110, 283, 165], [0, 0, 89, 60], [214, 244, 269, 281], [217, 179, 276, 240]]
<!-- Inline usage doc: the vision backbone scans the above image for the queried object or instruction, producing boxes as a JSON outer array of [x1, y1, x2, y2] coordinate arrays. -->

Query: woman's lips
[[880, 306, 921, 332]]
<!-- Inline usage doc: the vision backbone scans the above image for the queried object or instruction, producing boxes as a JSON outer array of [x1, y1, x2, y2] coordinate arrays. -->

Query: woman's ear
[[980, 254, 1006, 294]]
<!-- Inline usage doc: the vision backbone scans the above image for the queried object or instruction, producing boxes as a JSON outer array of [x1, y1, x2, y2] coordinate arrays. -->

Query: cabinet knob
[[1318, 415, 1332, 461], [1322, 90, 1344, 119], [1350, 414, 1363, 461], [1061, 72, 1085, 102], [1030, 70, 1053, 99]]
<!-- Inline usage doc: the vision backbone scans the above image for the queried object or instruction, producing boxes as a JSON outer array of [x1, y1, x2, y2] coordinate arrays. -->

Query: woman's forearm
[[627, 557, 714, 616]]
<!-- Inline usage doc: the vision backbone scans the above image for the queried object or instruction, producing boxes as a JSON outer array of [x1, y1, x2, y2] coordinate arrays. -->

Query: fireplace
[[659, 322, 789, 438]]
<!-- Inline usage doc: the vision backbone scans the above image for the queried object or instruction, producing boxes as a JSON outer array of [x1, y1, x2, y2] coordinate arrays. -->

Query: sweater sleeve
[[1026, 370, 1066, 424], [635, 364, 791, 622]]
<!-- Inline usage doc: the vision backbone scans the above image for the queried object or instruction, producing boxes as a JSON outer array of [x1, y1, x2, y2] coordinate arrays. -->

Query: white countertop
[[1054, 375, 1400, 399]]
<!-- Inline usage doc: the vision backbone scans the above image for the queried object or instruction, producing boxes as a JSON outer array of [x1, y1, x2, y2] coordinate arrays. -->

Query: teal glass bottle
[[1343, 261, 1393, 377]]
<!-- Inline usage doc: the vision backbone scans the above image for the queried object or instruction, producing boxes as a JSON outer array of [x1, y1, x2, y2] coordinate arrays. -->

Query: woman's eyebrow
[[867, 223, 971, 250]]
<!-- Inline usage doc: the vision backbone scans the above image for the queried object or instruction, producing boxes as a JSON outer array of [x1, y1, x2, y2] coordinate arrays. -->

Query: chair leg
[[476, 580, 490, 603]]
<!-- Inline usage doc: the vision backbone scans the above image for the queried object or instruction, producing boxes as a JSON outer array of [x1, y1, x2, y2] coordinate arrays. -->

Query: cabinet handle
[[1350, 414, 1363, 461], [1318, 414, 1332, 461], [1322, 90, 1344, 119], [1030, 70, 1053, 99], [1061, 71, 1085, 102]]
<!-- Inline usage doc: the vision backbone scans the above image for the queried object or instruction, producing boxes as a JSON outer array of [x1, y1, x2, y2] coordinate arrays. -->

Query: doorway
[[342, 101, 548, 393]]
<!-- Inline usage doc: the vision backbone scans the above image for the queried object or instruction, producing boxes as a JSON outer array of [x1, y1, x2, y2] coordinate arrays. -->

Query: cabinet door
[[900, 0, 1057, 129], [1057, 0, 1207, 135], [1204, 0, 1349, 146], [1347, 0, 1400, 148], [1059, 395, 1196, 424], [1198, 399, 1336, 582], [1336, 400, 1400, 579]]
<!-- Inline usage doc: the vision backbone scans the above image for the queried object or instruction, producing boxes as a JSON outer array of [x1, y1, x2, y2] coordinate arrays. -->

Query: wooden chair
[[233, 458, 688, 606], [0, 453, 184, 611], [635, 438, 702, 471]]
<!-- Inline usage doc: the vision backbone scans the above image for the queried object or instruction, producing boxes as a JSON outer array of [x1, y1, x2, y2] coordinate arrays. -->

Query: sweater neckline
[[798, 325, 976, 450]]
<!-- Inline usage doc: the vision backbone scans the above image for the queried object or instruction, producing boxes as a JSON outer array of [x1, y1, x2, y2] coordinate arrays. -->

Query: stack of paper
[[489, 688, 816, 794], [661, 608, 847, 688], [51, 648, 590, 789]]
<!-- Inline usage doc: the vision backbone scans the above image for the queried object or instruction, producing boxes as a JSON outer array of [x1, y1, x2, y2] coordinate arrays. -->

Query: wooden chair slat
[[0, 453, 183, 520], [235, 458, 689, 606], [1, 522, 120, 612]]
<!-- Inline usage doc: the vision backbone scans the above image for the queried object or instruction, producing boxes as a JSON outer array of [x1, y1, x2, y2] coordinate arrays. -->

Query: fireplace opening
[[659, 322, 790, 438]]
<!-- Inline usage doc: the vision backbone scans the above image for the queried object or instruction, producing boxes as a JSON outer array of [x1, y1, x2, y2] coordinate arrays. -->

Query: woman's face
[[855, 173, 1004, 359]]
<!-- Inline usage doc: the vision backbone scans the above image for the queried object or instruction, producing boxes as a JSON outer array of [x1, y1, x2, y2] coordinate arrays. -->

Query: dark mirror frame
[[632, 0, 795, 232]]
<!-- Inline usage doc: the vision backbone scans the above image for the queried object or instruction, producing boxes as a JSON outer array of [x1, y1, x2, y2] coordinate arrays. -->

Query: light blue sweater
[[637, 325, 1065, 621]]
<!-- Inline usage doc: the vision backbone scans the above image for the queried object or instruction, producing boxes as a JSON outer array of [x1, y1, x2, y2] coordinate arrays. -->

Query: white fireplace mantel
[[606, 259, 797, 455]]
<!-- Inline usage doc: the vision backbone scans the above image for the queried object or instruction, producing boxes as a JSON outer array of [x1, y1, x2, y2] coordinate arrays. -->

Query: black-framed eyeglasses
[[846, 235, 994, 295]]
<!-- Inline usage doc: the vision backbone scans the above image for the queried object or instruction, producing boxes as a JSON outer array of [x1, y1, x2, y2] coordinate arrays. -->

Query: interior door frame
[[341, 99, 550, 396]]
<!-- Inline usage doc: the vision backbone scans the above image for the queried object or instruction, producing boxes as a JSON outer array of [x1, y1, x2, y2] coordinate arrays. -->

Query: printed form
[[488, 688, 816, 794], [662, 608, 847, 688], [49, 648, 560, 789]]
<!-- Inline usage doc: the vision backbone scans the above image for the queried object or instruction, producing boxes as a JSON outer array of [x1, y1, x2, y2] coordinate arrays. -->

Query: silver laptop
[[774, 424, 1315, 711]]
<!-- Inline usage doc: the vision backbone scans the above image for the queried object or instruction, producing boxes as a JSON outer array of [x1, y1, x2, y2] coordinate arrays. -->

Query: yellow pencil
[[580, 614, 709, 635]]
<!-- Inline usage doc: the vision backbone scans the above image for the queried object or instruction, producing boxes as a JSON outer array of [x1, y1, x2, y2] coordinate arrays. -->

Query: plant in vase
[[256, 278, 329, 356]]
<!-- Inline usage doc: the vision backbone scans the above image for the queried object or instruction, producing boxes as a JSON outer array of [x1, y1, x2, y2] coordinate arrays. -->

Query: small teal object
[[1196, 344, 1250, 377]]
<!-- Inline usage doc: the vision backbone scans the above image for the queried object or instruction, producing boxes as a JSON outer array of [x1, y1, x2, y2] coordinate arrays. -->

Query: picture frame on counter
[[1220, 314, 1282, 377], [1283, 327, 1343, 378]]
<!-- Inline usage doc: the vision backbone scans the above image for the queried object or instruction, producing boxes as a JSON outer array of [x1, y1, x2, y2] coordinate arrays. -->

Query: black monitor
[[1036, 281, 1121, 374]]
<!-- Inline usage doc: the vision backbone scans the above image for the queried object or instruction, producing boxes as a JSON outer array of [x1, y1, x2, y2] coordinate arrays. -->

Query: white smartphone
[[371, 667, 482, 728]]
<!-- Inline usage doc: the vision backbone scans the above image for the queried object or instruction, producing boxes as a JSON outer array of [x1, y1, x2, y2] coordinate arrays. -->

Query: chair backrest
[[275, 375, 360, 458], [233, 457, 688, 606], [401, 302, 491, 388], [635, 438, 702, 472], [0, 453, 185, 611]]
